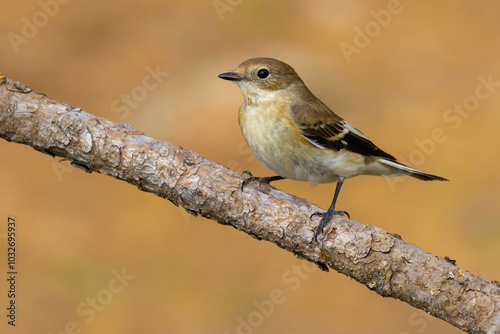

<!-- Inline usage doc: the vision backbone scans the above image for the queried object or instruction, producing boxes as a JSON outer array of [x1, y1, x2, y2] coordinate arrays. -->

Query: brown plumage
[[219, 57, 448, 241]]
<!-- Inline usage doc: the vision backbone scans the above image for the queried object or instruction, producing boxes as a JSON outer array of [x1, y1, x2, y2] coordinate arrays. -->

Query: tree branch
[[0, 74, 498, 334]]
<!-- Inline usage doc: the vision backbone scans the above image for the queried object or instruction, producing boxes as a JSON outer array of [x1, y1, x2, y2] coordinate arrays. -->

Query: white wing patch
[[340, 120, 367, 140], [305, 136, 325, 149]]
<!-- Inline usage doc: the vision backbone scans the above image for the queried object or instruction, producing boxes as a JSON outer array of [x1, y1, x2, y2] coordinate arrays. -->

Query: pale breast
[[238, 103, 371, 183]]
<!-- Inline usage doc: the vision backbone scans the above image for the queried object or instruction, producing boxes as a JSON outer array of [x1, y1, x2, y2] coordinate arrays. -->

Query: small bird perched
[[218, 57, 447, 241]]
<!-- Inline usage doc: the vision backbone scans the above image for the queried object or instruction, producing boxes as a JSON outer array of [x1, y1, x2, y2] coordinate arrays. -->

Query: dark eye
[[257, 69, 269, 79]]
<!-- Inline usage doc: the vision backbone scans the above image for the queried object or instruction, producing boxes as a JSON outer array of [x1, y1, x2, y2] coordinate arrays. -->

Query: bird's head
[[218, 57, 306, 103]]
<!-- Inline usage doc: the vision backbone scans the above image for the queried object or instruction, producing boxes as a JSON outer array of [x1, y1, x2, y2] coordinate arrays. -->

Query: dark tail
[[380, 159, 448, 181]]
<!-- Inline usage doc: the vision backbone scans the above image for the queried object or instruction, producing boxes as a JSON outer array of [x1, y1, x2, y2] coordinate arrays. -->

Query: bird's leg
[[312, 177, 350, 242], [240, 170, 285, 191]]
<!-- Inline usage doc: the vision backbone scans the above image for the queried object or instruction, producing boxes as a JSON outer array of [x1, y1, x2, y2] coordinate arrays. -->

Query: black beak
[[218, 72, 243, 81]]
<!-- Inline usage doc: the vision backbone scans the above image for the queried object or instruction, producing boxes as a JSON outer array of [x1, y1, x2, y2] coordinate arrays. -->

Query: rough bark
[[0, 74, 498, 334]]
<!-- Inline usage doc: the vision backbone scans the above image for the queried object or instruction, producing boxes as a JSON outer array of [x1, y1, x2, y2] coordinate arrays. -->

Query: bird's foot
[[311, 209, 350, 242], [240, 171, 280, 191]]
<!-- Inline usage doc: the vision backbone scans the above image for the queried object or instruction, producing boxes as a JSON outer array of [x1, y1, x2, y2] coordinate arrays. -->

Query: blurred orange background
[[1, 1, 499, 333]]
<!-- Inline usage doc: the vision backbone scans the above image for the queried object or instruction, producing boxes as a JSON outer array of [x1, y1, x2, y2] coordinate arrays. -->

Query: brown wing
[[290, 100, 396, 160]]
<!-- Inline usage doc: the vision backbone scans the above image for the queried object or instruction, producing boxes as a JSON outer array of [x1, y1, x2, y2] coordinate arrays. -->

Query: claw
[[240, 170, 254, 178], [240, 170, 259, 191], [312, 210, 349, 242], [240, 171, 284, 191]]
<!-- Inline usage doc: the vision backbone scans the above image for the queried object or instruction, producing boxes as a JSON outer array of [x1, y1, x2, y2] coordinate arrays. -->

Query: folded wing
[[290, 101, 396, 160]]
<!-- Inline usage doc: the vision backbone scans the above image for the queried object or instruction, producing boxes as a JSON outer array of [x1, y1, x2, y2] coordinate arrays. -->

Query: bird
[[218, 57, 448, 241]]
